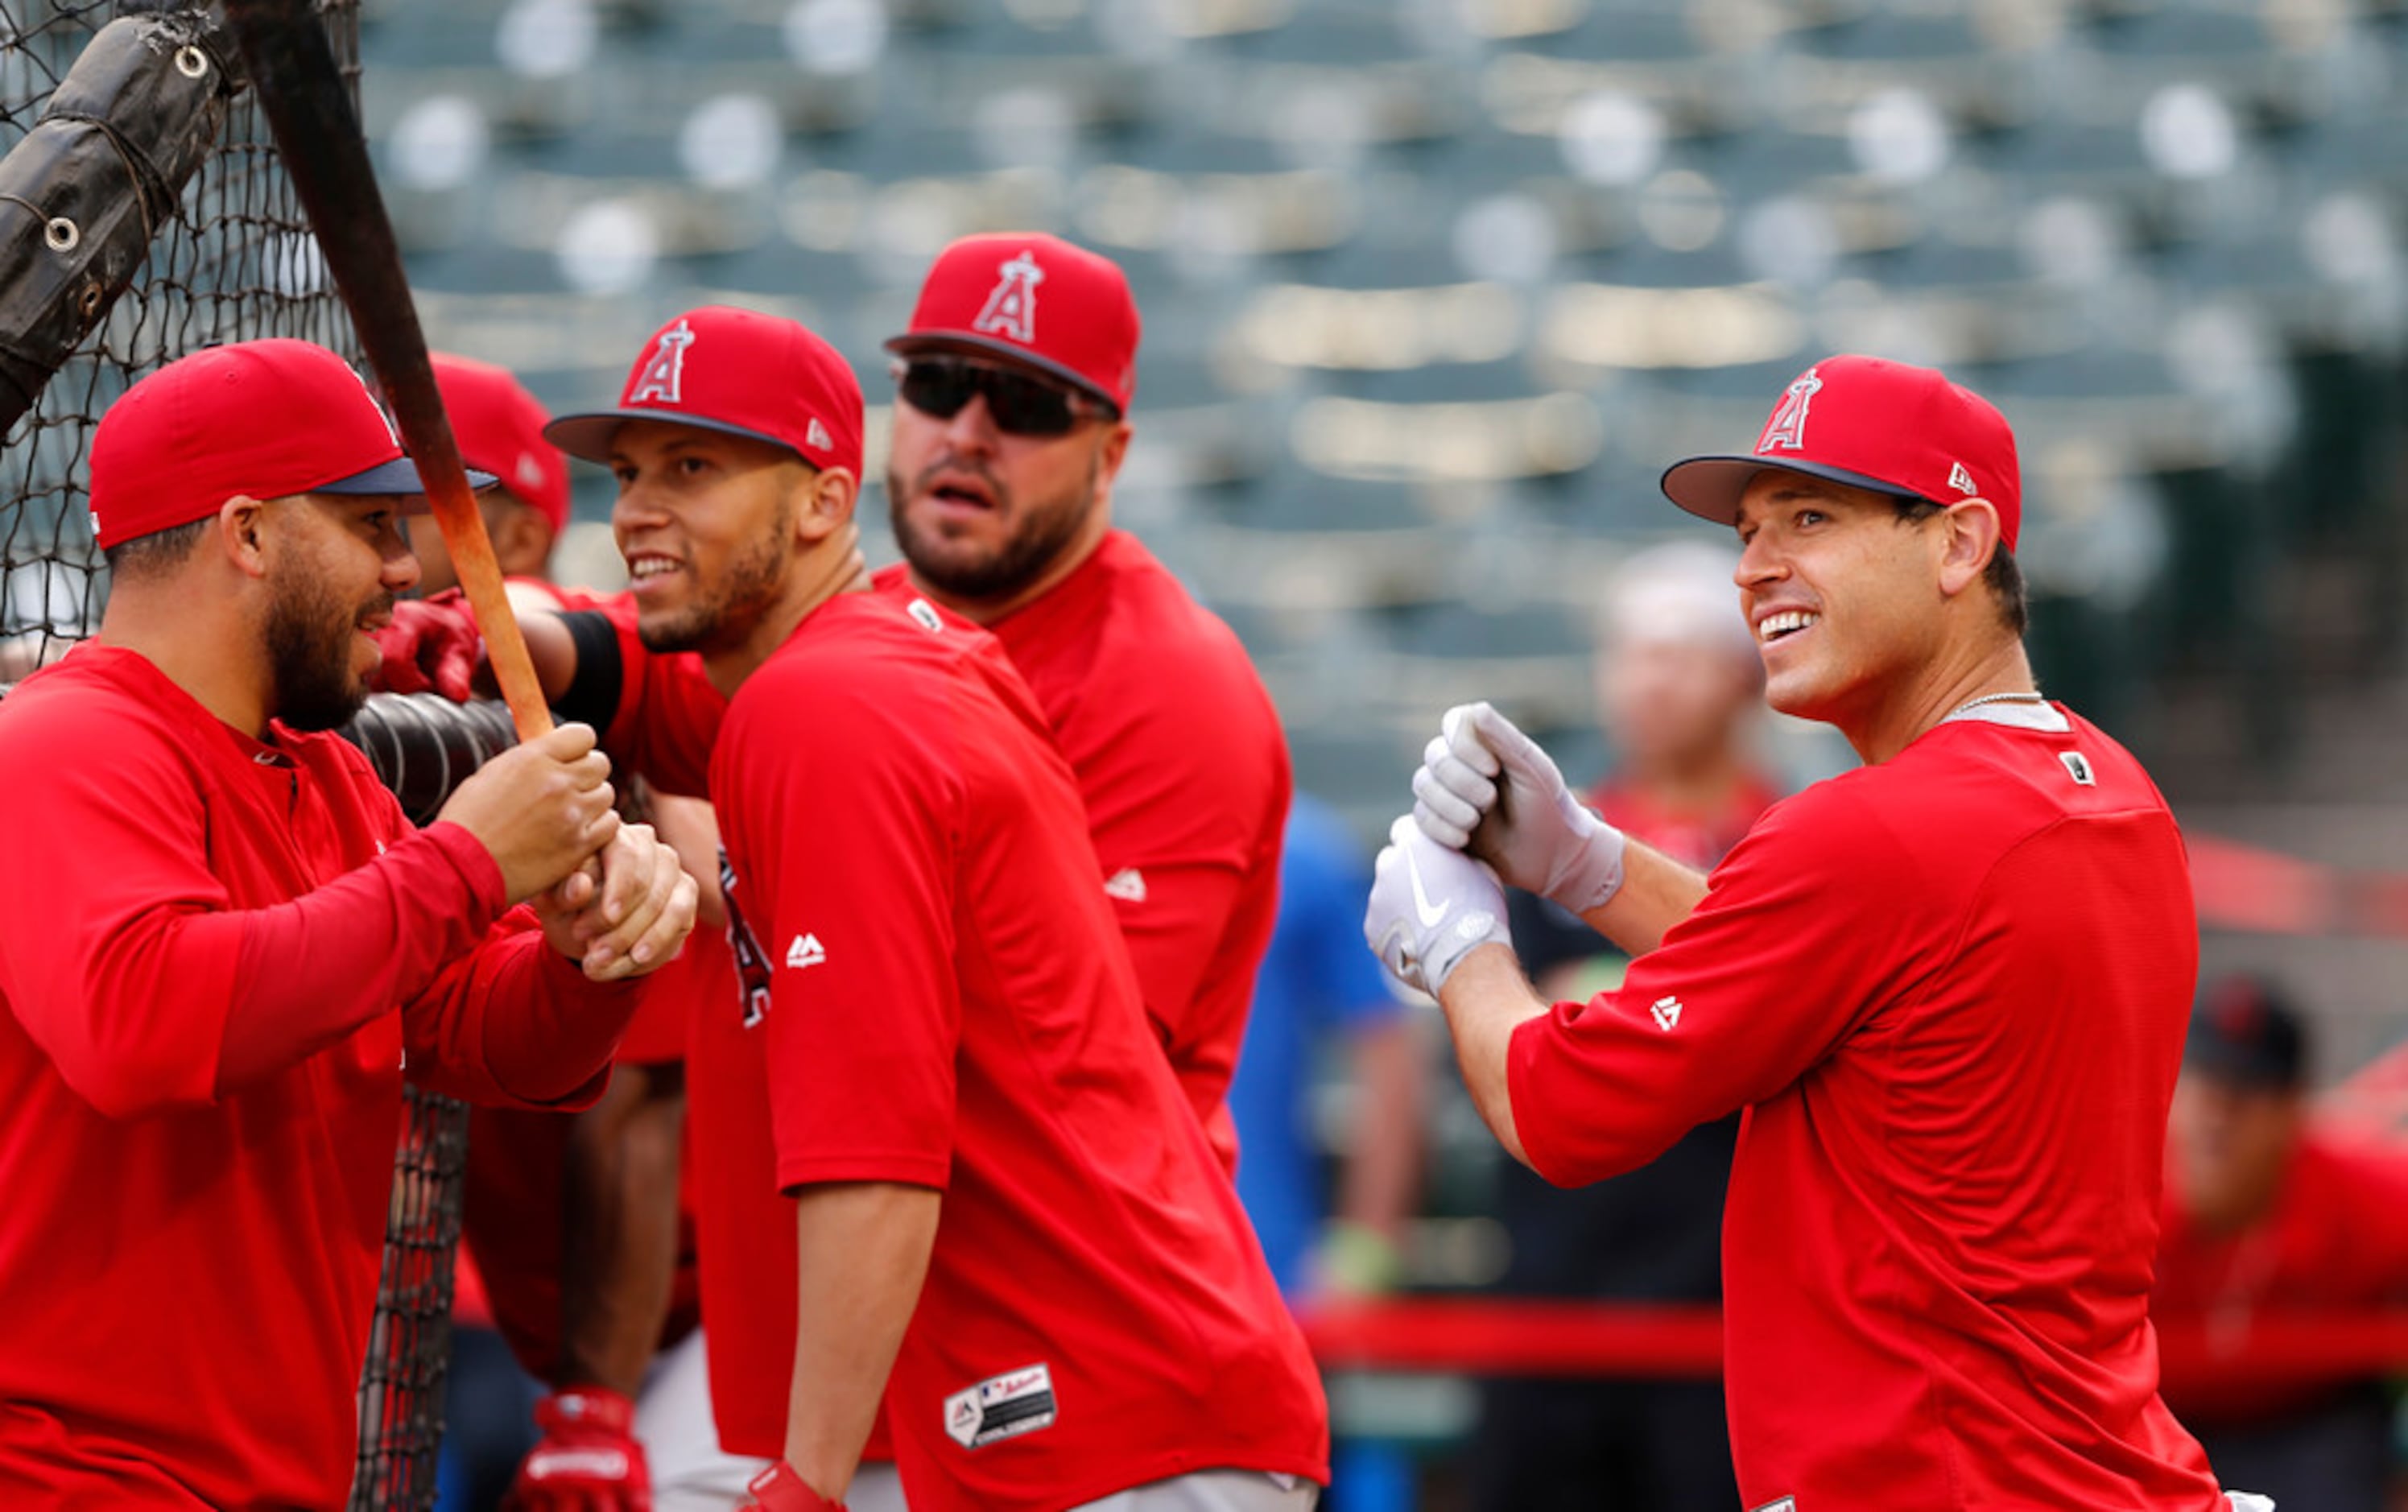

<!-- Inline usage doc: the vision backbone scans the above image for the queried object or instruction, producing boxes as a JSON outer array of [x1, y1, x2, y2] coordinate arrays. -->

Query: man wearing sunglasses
[[878, 233, 1291, 1180]]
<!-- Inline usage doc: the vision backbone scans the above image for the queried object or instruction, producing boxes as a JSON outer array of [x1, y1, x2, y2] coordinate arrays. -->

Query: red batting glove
[[742, 1461, 848, 1511], [371, 589, 483, 702], [504, 1386, 653, 1512]]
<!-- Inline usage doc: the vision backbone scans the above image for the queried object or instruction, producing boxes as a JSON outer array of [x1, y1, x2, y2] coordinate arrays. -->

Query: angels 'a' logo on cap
[[972, 251, 1045, 345], [630, 319, 697, 405], [1947, 461, 1977, 495], [1756, 368, 1823, 454]]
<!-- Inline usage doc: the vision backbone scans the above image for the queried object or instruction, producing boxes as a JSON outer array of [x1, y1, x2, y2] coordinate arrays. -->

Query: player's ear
[[217, 494, 274, 580], [793, 465, 857, 544], [1936, 498, 2001, 601], [1092, 416, 1134, 498]]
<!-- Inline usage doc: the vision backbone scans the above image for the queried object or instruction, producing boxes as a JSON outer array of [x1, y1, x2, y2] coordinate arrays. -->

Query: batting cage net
[[0, 7, 481, 1507]]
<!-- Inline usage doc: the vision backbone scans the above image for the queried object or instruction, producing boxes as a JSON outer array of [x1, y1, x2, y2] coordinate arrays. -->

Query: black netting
[[352, 1081, 472, 1512], [0, 0, 360, 666], [0, 10, 471, 1510]]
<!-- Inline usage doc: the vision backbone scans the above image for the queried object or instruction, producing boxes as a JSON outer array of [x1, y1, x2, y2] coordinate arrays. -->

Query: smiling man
[[527, 308, 1325, 1512], [1366, 355, 2262, 1510], [0, 338, 696, 1507]]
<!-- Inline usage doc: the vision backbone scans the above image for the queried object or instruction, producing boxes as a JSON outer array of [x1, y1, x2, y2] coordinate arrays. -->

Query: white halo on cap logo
[[630, 319, 696, 405], [972, 250, 1045, 345], [1756, 367, 1821, 454]]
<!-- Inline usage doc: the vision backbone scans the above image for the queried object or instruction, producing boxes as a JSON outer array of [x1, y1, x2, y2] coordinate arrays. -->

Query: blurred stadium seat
[[367, 0, 2408, 845]]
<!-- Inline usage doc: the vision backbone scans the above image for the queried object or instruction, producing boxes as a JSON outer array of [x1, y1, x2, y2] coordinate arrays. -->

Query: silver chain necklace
[[1947, 690, 2048, 721]]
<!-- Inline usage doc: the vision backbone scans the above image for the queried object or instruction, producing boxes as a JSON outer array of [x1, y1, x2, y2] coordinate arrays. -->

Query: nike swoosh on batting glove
[[1365, 815, 1511, 995], [1413, 702, 1626, 915]]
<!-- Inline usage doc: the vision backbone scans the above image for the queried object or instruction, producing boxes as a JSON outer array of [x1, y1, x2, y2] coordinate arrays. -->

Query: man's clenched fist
[[1365, 815, 1511, 996]]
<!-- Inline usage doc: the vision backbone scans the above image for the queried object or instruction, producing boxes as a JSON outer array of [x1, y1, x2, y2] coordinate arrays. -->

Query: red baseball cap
[[546, 306, 863, 478], [1660, 354, 2023, 551], [89, 339, 493, 552], [431, 353, 571, 535], [887, 233, 1142, 414]]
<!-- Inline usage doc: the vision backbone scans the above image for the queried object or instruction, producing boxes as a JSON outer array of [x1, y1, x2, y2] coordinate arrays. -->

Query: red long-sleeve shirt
[[0, 644, 635, 1508]]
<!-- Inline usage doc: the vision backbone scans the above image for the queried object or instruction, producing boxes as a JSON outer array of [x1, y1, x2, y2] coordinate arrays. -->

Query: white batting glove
[[1411, 702, 1628, 915], [1365, 816, 1512, 996]]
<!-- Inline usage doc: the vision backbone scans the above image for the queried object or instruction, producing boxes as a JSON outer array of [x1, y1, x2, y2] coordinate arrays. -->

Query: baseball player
[[1366, 354, 2268, 1510], [374, 239, 1296, 1506], [876, 232, 1290, 1171], [382, 355, 749, 1511], [0, 337, 698, 1507], [531, 305, 1328, 1511]]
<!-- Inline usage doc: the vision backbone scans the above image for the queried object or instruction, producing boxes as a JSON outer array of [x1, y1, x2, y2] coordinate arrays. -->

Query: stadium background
[[6, 0, 2408, 1505], [353, 0, 2408, 1050], [351, 0, 2408, 1494]]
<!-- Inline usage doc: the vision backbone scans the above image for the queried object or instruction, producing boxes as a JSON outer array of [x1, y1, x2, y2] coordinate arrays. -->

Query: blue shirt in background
[[1229, 795, 1406, 1296]]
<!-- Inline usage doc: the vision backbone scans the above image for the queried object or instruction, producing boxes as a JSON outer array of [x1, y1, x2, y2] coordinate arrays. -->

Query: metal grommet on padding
[[174, 45, 209, 79], [44, 217, 78, 252]]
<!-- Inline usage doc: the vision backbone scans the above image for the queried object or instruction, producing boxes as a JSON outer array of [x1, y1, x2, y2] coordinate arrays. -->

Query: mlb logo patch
[[943, 1362, 1059, 1450]]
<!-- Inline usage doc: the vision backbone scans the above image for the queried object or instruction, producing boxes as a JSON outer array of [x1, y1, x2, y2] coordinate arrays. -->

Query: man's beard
[[888, 452, 1097, 602], [636, 510, 791, 655], [266, 569, 383, 733]]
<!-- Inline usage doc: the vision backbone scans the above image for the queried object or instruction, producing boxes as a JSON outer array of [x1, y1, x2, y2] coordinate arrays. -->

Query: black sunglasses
[[894, 357, 1113, 437]]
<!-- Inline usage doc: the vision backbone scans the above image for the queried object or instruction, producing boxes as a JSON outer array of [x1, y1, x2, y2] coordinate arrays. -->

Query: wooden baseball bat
[[222, 0, 554, 741]]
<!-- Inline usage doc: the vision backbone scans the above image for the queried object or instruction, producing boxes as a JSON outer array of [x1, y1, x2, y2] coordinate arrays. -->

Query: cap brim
[[319, 457, 500, 514], [884, 332, 1122, 413], [1659, 456, 1927, 527], [2183, 1041, 2300, 1090], [543, 408, 803, 467]]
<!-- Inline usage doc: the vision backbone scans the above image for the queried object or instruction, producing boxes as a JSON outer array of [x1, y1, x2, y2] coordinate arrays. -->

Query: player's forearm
[[209, 823, 508, 1105], [1576, 837, 1710, 956], [556, 1064, 687, 1396], [459, 937, 645, 1106], [1336, 1015, 1425, 1247], [1435, 944, 1550, 1168], [518, 609, 582, 704], [783, 1181, 942, 1500]]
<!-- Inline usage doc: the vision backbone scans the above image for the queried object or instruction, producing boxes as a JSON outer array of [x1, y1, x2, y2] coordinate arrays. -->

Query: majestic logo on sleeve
[[629, 319, 697, 404], [1756, 369, 1822, 453], [784, 933, 827, 969], [719, 849, 774, 1028], [943, 1362, 1059, 1450], [972, 251, 1046, 345]]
